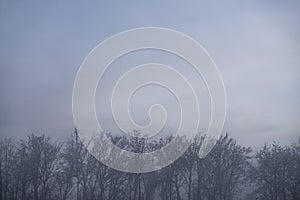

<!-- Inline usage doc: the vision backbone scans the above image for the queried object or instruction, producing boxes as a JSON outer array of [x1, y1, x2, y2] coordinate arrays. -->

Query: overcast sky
[[0, 0, 299, 149]]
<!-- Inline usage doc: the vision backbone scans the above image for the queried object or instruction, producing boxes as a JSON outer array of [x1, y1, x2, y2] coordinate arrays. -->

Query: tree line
[[0, 130, 299, 200]]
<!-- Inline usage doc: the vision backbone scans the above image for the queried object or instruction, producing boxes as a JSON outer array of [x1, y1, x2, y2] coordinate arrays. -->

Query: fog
[[1, 0, 300, 149]]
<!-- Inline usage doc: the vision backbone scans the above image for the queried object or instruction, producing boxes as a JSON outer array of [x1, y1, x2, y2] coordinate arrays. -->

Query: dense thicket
[[0, 131, 299, 200]]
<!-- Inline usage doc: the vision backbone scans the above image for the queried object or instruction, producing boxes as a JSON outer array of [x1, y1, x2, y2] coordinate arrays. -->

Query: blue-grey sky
[[1, 0, 300, 149]]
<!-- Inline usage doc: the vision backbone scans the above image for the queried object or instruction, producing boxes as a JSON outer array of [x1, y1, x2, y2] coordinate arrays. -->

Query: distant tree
[[286, 141, 300, 199], [0, 138, 15, 200], [195, 134, 251, 200], [0, 134, 61, 200], [2, 130, 299, 200], [250, 141, 300, 200]]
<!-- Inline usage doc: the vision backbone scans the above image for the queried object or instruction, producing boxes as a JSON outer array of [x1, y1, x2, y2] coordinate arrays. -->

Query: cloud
[[0, 1, 299, 147]]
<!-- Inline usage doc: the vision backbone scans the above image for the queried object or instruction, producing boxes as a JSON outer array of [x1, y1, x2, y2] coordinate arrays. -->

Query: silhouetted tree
[[1, 131, 299, 200], [250, 141, 300, 200]]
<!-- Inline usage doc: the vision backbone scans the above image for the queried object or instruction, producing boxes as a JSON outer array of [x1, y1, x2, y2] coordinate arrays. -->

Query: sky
[[0, 0, 300, 149]]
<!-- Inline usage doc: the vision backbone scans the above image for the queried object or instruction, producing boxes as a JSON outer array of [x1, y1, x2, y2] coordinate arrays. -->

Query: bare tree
[[251, 141, 300, 200], [195, 134, 251, 200], [2, 130, 299, 200], [0, 138, 15, 200], [9, 134, 61, 200]]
